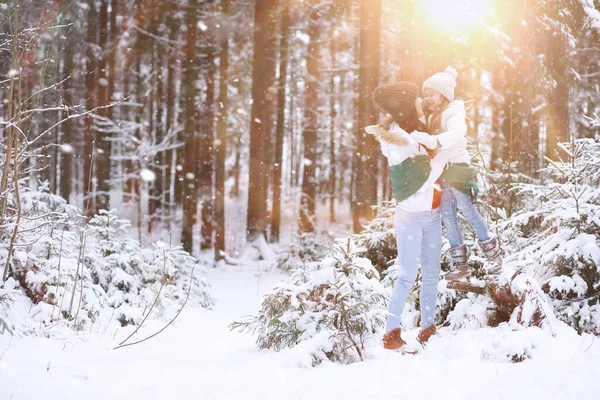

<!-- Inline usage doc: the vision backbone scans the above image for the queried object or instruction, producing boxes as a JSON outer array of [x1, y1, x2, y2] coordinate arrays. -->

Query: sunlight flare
[[418, 0, 495, 32]]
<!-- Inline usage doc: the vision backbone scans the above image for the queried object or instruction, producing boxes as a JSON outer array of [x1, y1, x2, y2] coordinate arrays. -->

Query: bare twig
[[67, 230, 86, 317], [114, 267, 195, 350], [117, 248, 169, 346]]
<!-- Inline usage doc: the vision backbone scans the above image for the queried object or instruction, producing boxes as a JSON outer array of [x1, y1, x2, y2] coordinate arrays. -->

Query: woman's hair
[[424, 97, 450, 134], [372, 82, 424, 132], [378, 107, 425, 133]]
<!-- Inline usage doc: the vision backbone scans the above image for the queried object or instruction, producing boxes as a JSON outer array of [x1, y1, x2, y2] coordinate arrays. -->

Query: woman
[[368, 82, 452, 350]]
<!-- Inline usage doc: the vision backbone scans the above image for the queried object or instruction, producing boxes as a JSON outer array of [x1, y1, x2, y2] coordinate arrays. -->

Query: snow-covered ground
[[2, 264, 600, 400]]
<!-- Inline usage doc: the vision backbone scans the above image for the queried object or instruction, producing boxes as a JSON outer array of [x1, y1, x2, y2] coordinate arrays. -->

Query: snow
[[60, 144, 74, 154], [2, 265, 600, 399], [581, 0, 600, 31], [139, 168, 156, 182], [197, 21, 208, 32]]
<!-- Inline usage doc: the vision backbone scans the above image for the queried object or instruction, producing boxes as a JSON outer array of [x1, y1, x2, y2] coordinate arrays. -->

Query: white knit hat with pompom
[[422, 66, 458, 101]]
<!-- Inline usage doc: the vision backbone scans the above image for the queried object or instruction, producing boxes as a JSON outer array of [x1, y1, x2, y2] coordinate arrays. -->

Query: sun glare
[[418, 0, 495, 32]]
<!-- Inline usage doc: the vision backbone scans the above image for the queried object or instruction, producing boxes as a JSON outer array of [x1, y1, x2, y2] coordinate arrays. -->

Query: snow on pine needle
[[0, 191, 213, 336], [231, 237, 388, 366], [497, 138, 600, 334]]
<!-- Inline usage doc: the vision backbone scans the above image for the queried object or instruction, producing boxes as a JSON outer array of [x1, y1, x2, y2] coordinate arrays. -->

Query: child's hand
[[415, 97, 424, 119], [381, 114, 394, 131], [412, 131, 438, 149]]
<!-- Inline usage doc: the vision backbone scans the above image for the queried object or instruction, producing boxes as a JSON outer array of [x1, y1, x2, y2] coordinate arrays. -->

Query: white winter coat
[[430, 100, 471, 165]]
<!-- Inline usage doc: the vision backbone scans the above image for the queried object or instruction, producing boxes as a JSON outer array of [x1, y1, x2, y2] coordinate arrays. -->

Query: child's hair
[[424, 97, 450, 135]]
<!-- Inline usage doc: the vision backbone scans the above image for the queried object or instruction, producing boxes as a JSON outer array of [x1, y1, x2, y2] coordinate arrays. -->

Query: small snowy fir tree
[[352, 204, 398, 276], [231, 238, 388, 365], [274, 232, 331, 271], [0, 192, 213, 335], [498, 137, 600, 334]]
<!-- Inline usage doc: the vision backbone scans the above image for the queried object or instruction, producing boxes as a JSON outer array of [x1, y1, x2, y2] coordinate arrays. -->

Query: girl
[[369, 82, 452, 350], [411, 67, 502, 281]]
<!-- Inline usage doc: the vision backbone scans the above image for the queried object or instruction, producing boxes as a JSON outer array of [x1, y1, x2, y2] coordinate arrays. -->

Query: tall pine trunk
[[328, 26, 338, 224], [164, 5, 179, 230], [246, 0, 278, 242], [83, 0, 97, 217], [95, 0, 110, 213], [299, 6, 322, 233], [60, 19, 75, 202], [270, 3, 291, 242], [214, 0, 230, 260], [198, 16, 216, 249], [352, 0, 380, 233], [181, 0, 199, 253]]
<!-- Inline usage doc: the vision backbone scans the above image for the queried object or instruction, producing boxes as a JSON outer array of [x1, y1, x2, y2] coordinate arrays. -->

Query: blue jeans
[[386, 209, 442, 333], [440, 183, 490, 248]]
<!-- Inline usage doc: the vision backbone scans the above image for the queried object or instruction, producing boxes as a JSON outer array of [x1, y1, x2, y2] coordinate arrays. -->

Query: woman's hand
[[411, 131, 438, 149], [365, 124, 386, 137]]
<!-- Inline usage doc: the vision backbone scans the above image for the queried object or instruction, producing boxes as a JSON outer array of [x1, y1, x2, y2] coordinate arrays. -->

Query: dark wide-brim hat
[[373, 82, 419, 123]]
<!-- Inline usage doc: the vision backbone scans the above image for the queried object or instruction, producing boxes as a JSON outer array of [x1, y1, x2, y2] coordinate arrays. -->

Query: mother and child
[[366, 67, 503, 350]]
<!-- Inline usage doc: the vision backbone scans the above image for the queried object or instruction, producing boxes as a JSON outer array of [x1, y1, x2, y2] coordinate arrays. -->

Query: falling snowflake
[[197, 21, 208, 31], [60, 144, 74, 154], [140, 168, 156, 182]]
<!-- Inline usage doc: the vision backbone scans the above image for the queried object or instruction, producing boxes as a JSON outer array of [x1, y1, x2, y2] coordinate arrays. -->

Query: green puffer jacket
[[388, 155, 432, 203], [439, 163, 479, 199], [389, 159, 479, 203]]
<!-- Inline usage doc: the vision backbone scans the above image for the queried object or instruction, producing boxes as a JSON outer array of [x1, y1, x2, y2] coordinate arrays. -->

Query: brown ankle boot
[[417, 324, 437, 344], [383, 328, 406, 350]]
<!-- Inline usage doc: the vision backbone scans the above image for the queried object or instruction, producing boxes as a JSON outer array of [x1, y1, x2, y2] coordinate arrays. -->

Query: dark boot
[[417, 324, 437, 344], [479, 237, 502, 275], [383, 328, 406, 350], [445, 244, 471, 281]]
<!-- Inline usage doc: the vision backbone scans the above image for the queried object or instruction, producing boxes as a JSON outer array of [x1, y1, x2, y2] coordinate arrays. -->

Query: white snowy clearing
[[2, 264, 600, 400]]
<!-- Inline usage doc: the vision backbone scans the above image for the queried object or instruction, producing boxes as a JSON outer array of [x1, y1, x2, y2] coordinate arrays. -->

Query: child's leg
[[386, 216, 422, 333], [451, 186, 491, 242], [440, 183, 463, 247], [419, 210, 442, 330]]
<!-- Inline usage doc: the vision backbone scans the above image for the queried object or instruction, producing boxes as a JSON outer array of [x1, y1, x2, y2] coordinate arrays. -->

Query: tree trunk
[[231, 140, 241, 197], [95, 0, 110, 213], [329, 26, 338, 224], [198, 14, 216, 250], [246, 0, 278, 241], [83, 0, 98, 217], [352, 0, 380, 233], [299, 6, 322, 234], [164, 4, 178, 228], [181, 0, 199, 253], [270, 2, 291, 242], [214, 0, 230, 260], [545, 1, 571, 160], [148, 43, 163, 233], [60, 20, 75, 202]]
